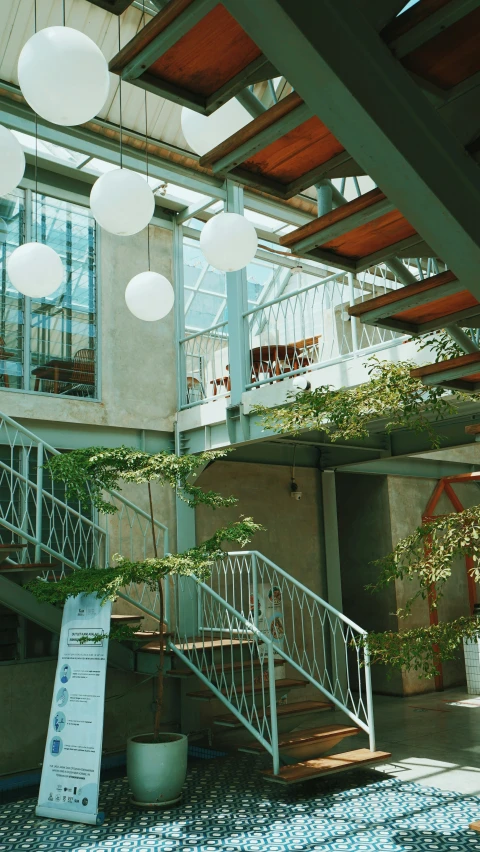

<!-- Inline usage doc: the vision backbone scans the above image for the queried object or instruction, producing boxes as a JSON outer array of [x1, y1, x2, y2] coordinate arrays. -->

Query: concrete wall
[[0, 223, 176, 434], [0, 659, 179, 776], [0, 222, 178, 777], [336, 473, 403, 695], [336, 471, 475, 697], [195, 460, 326, 599]]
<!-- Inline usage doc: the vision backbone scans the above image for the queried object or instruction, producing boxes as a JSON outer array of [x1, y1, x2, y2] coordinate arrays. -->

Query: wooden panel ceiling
[[321, 211, 416, 260], [399, 9, 480, 89], [149, 4, 262, 97], [241, 116, 344, 183]]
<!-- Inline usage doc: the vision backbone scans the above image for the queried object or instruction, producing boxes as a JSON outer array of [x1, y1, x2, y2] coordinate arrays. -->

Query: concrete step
[[187, 677, 308, 702], [110, 614, 144, 625], [261, 748, 391, 784], [240, 723, 360, 763], [214, 699, 334, 729]]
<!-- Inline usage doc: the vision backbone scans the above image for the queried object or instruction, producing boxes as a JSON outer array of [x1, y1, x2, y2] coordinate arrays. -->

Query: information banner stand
[[36, 593, 111, 825]]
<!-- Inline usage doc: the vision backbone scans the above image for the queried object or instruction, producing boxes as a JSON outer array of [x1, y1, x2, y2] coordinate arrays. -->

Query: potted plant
[[27, 446, 262, 807]]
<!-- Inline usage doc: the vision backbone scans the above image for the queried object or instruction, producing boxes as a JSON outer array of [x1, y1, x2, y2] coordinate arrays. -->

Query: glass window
[[0, 189, 97, 399]]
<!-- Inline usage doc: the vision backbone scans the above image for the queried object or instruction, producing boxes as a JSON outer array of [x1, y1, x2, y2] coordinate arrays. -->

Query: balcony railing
[[178, 263, 423, 409]]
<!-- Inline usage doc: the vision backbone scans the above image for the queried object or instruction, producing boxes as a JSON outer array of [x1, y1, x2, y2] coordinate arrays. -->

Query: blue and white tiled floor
[[2, 754, 480, 852]]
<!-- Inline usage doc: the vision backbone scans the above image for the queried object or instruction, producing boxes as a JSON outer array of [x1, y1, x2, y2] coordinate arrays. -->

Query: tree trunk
[[148, 482, 165, 742]]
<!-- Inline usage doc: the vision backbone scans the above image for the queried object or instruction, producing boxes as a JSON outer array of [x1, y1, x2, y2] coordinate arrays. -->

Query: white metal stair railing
[[171, 574, 281, 775], [0, 411, 169, 622], [200, 550, 376, 752]]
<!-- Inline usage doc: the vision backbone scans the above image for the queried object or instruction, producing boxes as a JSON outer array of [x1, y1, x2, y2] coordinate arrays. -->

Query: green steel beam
[[14, 418, 173, 452], [293, 196, 396, 255], [210, 102, 313, 174], [285, 151, 357, 198], [120, 0, 218, 82], [223, 0, 480, 300], [358, 278, 464, 324], [359, 0, 407, 30], [0, 92, 225, 199], [334, 457, 479, 478], [205, 57, 278, 114]]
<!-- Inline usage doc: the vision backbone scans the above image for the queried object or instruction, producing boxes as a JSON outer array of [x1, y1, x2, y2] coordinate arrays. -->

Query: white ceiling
[[0, 0, 187, 151]]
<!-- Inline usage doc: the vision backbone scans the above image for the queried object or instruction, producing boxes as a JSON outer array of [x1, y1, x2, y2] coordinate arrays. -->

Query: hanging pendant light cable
[[118, 17, 123, 169], [62, 0, 66, 26], [34, 0, 38, 243], [145, 90, 151, 272], [143, 1, 151, 270]]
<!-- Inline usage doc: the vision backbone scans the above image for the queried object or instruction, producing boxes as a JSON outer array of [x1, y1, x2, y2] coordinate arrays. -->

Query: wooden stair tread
[[242, 724, 359, 753], [348, 270, 459, 318], [168, 659, 283, 678], [411, 351, 480, 378], [140, 636, 251, 654], [110, 614, 144, 623], [280, 188, 386, 248], [214, 699, 333, 728], [261, 748, 391, 784], [200, 92, 303, 168], [187, 677, 307, 700], [0, 544, 27, 549], [0, 562, 56, 572]]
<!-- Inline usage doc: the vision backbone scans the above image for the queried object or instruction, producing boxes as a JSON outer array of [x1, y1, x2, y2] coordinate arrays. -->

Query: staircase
[[0, 411, 389, 783]]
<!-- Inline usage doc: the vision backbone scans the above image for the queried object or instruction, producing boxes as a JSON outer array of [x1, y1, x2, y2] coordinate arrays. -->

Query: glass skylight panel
[[10, 130, 89, 168], [244, 208, 287, 231]]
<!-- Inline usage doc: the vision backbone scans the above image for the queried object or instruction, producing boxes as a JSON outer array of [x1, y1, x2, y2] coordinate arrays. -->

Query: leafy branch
[[253, 357, 461, 448], [46, 446, 237, 514], [368, 504, 480, 615], [26, 518, 264, 606], [362, 617, 480, 678]]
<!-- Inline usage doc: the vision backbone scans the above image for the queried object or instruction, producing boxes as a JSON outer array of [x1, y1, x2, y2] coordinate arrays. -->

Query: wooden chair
[[186, 376, 204, 403], [286, 335, 322, 369], [70, 349, 95, 396], [210, 377, 231, 396]]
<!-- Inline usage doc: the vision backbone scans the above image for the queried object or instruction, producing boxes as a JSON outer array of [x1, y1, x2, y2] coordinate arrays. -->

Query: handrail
[[179, 319, 228, 344], [227, 550, 367, 634], [0, 458, 106, 536], [0, 411, 168, 534], [243, 269, 346, 317]]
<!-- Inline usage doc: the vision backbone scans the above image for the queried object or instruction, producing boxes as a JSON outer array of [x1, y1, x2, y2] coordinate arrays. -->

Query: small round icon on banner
[[50, 736, 63, 756], [82, 797, 88, 806], [56, 687, 69, 706], [53, 711, 66, 732], [59, 664, 71, 684]]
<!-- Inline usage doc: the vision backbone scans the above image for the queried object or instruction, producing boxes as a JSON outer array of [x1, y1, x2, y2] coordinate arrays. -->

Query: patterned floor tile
[[1, 755, 480, 851]]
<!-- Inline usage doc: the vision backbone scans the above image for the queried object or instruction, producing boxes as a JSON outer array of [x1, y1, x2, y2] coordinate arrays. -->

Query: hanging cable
[[34, 0, 38, 243], [62, 0, 66, 26], [117, 17, 123, 169], [145, 90, 151, 271]]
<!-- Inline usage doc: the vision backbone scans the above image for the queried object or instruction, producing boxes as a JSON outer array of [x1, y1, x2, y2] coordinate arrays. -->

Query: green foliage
[[253, 357, 459, 448], [26, 518, 263, 606], [46, 446, 237, 514], [363, 616, 480, 679], [369, 504, 480, 615], [415, 328, 478, 363]]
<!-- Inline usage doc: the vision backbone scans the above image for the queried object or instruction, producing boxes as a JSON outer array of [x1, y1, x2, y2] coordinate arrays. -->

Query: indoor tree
[[360, 504, 480, 678], [27, 446, 263, 741]]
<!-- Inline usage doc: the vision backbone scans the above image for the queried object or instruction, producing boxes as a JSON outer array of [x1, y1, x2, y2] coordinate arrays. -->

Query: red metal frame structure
[[422, 472, 479, 691]]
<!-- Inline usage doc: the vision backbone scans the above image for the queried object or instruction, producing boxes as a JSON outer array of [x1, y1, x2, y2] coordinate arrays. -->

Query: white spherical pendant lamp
[[125, 271, 174, 321], [181, 100, 250, 156], [90, 169, 155, 236], [18, 27, 110, 126], [0, 126, 25, 197], [200, 212, 258, 272], [7, 243, 64, 298]]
